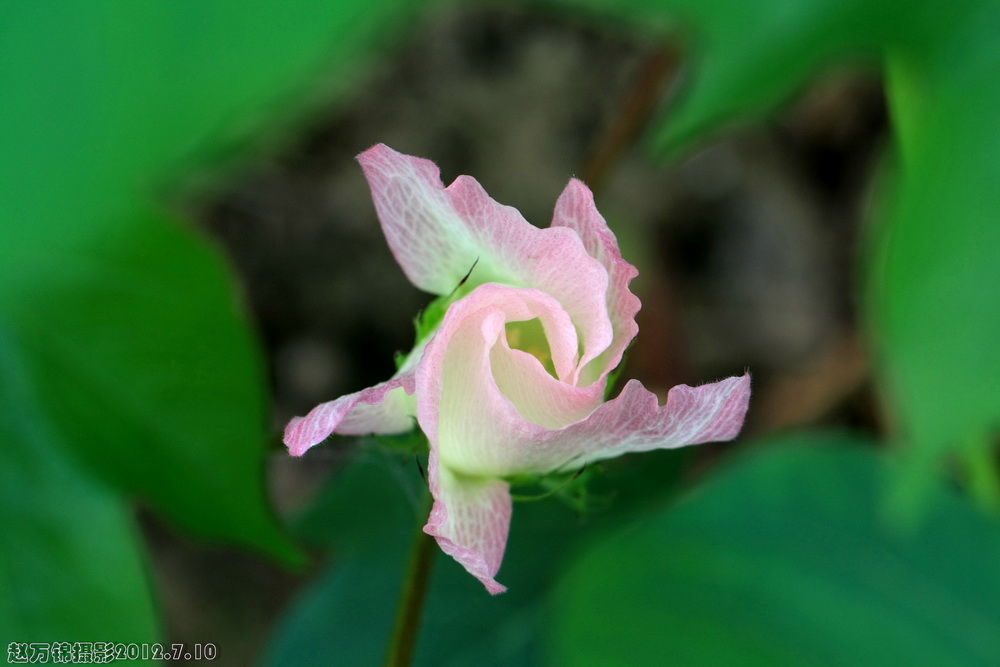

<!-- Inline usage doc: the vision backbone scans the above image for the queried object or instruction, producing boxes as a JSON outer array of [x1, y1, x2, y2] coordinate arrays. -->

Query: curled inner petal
[[418, 283, 608, 478], [552, 179, 641, 385], [504, 318, 556, 377]]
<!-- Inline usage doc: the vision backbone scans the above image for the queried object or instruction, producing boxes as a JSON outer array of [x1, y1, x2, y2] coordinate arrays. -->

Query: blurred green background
[[2, 0, 998, 665]]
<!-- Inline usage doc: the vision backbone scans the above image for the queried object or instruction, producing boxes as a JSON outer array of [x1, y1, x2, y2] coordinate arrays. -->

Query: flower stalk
[[385, 487, 436, 667]]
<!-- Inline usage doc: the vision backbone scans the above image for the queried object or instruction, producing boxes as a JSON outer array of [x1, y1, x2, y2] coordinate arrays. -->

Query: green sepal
[[507, 464, 610, 515]]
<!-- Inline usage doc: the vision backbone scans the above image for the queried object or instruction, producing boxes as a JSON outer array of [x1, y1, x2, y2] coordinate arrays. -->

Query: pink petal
[[417, 281, 751, 477], [414, 280, 749, 591], [417, 284, 607, 477], [283, 373, 417, 457], [552, 179, 641, 385], [358, 144, 614, 382], [490, 337, 604, 430], [423, 447, 511, 595], [357, 145, 482, 296], [520, 374, 752, 473]]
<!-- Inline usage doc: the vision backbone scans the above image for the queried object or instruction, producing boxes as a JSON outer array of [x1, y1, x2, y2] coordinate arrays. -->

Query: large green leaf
[[551, 434, 1000, 666], [6, 209, 297, 556], [0, 0, 416, 556], [875, 6, 1000, 508], [0, 326, 160, 647]]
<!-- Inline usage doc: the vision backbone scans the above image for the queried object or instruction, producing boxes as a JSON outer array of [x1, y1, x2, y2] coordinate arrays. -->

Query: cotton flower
[[285, 144, 751, 594]]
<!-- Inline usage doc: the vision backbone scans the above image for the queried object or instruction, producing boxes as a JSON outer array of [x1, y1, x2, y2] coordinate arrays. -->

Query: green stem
[[384, 494, 436, 667]]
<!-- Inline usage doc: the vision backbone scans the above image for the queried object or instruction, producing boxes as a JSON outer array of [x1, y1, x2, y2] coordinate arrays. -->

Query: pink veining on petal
[[357, 146, 481, 295], [443, 174, 613, 379], [497, 374, 751, 475], [534, 374, 752, 471], [357, 144, 614, 382], [423, 448, 510, 595], [283, 373, 417, 457], [552, 179, 641, 384]]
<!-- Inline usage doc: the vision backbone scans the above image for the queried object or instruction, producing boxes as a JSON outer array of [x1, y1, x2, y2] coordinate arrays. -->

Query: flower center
[[505, 318, 556, 377]]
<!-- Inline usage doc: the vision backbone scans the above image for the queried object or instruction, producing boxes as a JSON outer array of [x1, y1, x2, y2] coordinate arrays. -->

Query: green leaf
[[265, 446, 419, 666], [0, 325, 160, 647], [267, 442, 692, 666], [0, 0, 419, 556], [5, 209, 298, 559], [0, 1, 419, 258], [875, 6, 1000, 510], [541, 0, 972, 153], [648, 0, 989, 153], [551, 433, 1000, 666]]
